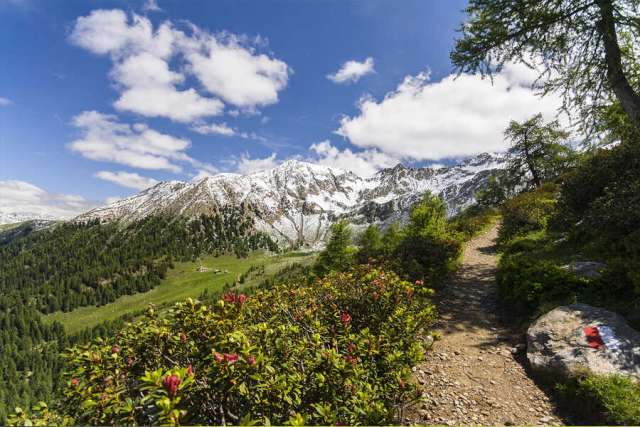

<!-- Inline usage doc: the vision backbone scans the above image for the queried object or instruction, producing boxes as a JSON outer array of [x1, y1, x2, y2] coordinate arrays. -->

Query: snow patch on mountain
[[77, 153, 507, 246]]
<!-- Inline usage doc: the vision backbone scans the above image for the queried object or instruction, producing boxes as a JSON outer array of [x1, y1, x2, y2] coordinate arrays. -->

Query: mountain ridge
[[77, 153, 506, 247]]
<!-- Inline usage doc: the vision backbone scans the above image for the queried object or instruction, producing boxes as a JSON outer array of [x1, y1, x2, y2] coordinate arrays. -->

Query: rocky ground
[[405, 225, 564, 426]]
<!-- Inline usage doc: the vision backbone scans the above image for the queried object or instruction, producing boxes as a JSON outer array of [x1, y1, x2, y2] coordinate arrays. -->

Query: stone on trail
[[527, 303, 640, 380], [560, 261, 605, 279]]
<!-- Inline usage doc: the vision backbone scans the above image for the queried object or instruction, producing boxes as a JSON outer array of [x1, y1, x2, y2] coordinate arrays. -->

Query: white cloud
[[142, 0, 162, 12], [186, 34, 290, 108], [70, 9, 290, 121], [0, 97, 12, 106], [235, 153, 279, 175], [0, 180, 97, 221], [309, 140, 398, 176], [95, 170, 159, 190], [69, 110, 207, 173], [327, 57, 375, 84], [336, 63, 564, 160], [191, 122, 236, 136]]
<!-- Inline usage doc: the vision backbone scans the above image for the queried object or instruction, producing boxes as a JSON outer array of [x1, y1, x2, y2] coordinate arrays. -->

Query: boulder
[[527, 303, 640, 380], [560, 261, 605, 279]]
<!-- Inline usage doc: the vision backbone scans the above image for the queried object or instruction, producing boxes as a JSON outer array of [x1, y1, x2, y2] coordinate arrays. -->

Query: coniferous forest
[[0, 210, 277, 422]]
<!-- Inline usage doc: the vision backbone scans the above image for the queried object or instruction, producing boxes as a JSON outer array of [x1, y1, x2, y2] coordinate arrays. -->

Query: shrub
[[55, 265, 436, 426], [448, 204, 497, 241], [499, 183, 558, 243], [391, 193, 463, 283], [496, 254, 587, 319], [557, 373, 640, 425]]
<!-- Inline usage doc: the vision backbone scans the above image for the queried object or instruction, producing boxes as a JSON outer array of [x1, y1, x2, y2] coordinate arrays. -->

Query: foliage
[[448, 204, 497, 241], [475, 171, 512, 208], [49, 265, 435, 425], [390, 194, 463, 284], [0, 212, 276, 423], [451, 0, 640, 131], [314, 221, 354, 276], [557, 373, 640, 425], [356, 224, 383, 263], [499, 183, 558, 243], [497, 254, 587, 319]]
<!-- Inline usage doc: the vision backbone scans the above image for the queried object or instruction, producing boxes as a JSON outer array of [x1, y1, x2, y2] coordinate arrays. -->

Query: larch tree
[[451, 0, 640, 132]]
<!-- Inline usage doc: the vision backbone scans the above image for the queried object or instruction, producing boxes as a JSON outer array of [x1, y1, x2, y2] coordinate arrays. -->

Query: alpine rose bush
[[59, 265, 436, 425]]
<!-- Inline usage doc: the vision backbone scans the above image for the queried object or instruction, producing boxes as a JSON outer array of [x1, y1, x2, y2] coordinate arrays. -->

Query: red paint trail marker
[[583, 326, 605, 349]]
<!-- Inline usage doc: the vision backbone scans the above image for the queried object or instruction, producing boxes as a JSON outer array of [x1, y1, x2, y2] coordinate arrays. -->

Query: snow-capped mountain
[[77, 152, 506, 246], [0, 211, 58, 226]]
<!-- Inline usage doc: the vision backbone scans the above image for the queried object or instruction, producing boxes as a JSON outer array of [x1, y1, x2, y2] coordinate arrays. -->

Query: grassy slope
[[47, 251, 315, 334]]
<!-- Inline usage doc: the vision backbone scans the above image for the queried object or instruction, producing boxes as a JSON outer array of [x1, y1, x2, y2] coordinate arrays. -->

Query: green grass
[[47, 251, 315, 334]]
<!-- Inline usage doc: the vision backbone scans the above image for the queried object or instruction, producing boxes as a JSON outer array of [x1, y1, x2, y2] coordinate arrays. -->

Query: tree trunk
[[596, 0, 640, 129]]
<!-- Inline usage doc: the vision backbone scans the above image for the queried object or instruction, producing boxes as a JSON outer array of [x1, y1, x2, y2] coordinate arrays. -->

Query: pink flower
[[344, 354, 357, 367], [340, 312, 351, 326], [162, 374, 181, 397], [223, 293, 237, 303], [111, 345, 120, 354], [415, 280, 424, 286], [246, 355, 257, 367], [70, 377, 79, 387], [347, 343, 356, 354], [180, 333, 187, 343], [224, 353, 239, 364], [186, 364, 194, 376], [213, 352, 224, 363], [238, 294, 247, 305]]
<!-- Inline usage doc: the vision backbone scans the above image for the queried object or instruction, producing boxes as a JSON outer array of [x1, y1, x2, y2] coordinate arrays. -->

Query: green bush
[[49, 265, 435, 426], [499, 183, 558, 243], [391, 193, 463, 283], [557, 374, 640, 425], [448, 204, 497, 241], [496, 254, 587, 319]]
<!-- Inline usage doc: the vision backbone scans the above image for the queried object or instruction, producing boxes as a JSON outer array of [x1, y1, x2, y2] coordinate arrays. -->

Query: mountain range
[[74, 152, 506, 247]]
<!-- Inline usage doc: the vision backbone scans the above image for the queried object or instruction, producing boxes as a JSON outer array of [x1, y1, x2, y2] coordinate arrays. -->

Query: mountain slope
[[78, 153, 506, 246]]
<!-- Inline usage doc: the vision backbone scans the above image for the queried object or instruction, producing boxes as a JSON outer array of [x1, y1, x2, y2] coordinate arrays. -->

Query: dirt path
[[406, 225, 562, 426]]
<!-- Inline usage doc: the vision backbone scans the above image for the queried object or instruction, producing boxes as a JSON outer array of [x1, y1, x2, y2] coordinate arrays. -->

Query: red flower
[[180, 333, 187, 343], [213, 352, 224, 363], [246, 355, 257, 367], [223, 293, 237, 303], [415, 279, 424, 286], [126, 356, 135, 367], [238, 294, 247, 305], [344, 354, 357, 366], [111, 345, 120, 354], [186, 364, 194, 376], [162, 374, 181, 398], [224, 353, 239, 364], [70, 377, 79, 387], [347, 343, 356, 354], [340, 312, 351, 326]]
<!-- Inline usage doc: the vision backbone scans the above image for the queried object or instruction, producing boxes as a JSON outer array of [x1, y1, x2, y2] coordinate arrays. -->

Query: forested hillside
[[0, 210, 276, 423]]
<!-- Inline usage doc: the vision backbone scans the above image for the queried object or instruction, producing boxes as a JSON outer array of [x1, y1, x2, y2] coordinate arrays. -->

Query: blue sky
[[0, 0, 562, 218]]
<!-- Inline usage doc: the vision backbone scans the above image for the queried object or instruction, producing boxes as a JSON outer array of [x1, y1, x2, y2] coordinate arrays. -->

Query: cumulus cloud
[[0, 180, 97, 221], [191, 122, 236, 136], [95, 170, 159, 190], [309, 140, 398, 176], [0, 97, 12, 106], [327, 57, 375, 84], [68, 110, 215, 173], [186, 33, 290, 108], [336, 63, 564, 160], [70, 9, 290, 121], [235, 153, 279, 175]]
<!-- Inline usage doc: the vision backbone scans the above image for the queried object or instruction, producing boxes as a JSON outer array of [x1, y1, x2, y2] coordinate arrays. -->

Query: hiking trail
[[406, 225, 563, 426]]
